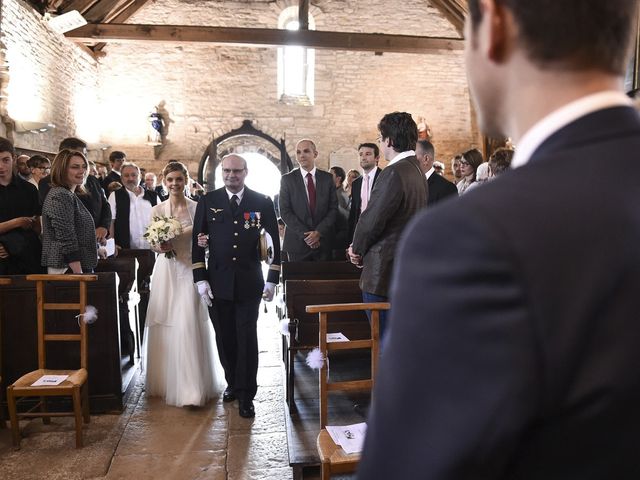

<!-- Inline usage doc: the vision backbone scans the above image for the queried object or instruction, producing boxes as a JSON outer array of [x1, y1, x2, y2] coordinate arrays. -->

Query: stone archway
[[197, 120, 293, 192]]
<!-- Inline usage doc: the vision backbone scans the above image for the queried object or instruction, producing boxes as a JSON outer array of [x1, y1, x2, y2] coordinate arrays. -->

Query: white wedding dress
[[144, 198, 223, 406]]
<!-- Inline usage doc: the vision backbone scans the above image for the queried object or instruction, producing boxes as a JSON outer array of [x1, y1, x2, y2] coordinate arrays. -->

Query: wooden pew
[[283, 279, 369, 413], [95, 257, 138, 365], [0, 273, 125, 413]]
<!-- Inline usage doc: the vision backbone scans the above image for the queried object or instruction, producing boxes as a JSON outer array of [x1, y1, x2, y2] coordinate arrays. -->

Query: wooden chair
[[7, 274, 97, 448], [0, 277, 11, 428], [306, 302, 390, 480]]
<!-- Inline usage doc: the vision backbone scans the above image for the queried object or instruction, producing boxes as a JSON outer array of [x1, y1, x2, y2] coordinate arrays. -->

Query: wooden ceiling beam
[[429, 0, 466, 36], [83, 0, 129, 23], [66, 23, 464, 54], [59, 0, 99, 15], [299, 0, 309, 30]]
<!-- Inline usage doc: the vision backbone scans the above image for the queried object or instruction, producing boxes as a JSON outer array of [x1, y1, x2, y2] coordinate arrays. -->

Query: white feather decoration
[[77, 305, 98, 325], [306, 347, 325, 370], [279, 318, 290, 335]]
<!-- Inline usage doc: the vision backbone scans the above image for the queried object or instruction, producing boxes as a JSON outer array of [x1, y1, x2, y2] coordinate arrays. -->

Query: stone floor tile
[[228, 466, 294, 480], [105, 451, 227, 480], [227, 431, 289, 473]]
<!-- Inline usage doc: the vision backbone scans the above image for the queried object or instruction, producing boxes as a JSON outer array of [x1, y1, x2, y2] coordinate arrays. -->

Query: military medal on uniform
[[255, 212, 261, 228], [249, 212, 257, 227], [244, 212, 251, 229]]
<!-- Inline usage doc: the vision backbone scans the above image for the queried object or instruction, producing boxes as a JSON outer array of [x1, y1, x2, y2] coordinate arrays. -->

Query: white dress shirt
[[108, 188, 154, 249], [299, 166, 317, 202], [226, 187, 245, 203], [387, 150, 415, 166]]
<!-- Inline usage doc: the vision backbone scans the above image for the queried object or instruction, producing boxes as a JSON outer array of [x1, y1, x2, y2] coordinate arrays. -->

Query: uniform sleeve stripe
[[192, 262, 206, 269], [269, 265, 281, 271]]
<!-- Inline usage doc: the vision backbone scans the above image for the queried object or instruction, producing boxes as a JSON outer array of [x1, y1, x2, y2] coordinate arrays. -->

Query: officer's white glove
[[196, 280, 214, 307], [262, 282, 276, 302]]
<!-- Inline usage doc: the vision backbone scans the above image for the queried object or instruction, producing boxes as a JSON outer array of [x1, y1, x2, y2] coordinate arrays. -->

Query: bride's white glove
[[262, 282, 276, 302], [196, 280, 214, 307]]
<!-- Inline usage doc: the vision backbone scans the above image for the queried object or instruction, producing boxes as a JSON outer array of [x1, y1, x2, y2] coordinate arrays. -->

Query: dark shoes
[[223, 386, 236, 403], [239, 400, 255, 418]]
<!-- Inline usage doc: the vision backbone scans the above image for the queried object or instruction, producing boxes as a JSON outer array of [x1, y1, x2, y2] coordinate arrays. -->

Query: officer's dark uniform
[[192, 187, 280, 404]]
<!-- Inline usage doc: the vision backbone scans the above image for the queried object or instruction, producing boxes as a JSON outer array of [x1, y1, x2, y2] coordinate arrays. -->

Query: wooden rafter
[[83, 0, 129, 23], [299, 0, 309, 30], [65, 23, 464, 54], [429, 0, 467, 36]]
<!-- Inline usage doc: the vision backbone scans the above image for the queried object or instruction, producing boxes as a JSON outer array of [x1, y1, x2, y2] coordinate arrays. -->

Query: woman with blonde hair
[[144, 161, 222, 407], [41, 149, 96, 274]]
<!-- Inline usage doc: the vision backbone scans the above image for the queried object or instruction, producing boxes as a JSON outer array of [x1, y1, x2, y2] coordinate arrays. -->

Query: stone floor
[[0, 305, 302, 480]]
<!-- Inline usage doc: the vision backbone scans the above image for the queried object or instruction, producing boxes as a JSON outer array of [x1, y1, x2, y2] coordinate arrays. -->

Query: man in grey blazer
[[279, 139, 338, 261], [348, 112, 428, 340]]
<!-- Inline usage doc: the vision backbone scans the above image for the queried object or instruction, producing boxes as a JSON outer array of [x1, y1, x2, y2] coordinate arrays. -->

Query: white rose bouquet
[[143, 215, 183, 259]]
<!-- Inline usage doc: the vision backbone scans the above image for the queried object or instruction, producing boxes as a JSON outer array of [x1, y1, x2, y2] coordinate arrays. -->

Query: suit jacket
[[39, 174, 111, 231], [103, 170, 121, 192], [358, 106, 640, 479], [279, 168, 338, 258], [347, 167, 381, 242], [192, 187, 281, 301], [112, 187, 158, 248], [351, 156, 427, 297], [427, 170, 458, 206]]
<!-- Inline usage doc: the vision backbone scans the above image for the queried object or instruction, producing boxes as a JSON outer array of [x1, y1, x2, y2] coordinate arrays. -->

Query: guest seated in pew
[[41, 149, 97, 274], [0, 137, 44, 274]]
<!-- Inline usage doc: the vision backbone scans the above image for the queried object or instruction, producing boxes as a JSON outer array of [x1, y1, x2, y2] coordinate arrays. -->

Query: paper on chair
[[327, 332, 349, 343], [31, 375, 69, 386], [326, 422, 367, 454]]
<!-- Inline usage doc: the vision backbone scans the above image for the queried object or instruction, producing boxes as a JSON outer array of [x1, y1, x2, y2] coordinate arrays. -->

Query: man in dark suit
[[279, 139, 338, 261], [348, 113, 428, 340], [192, 154, 280, 419], [415, 139, 457, 206], [102, 150, 125, 192], [358, 1, 640, 478], [347, 142, 382, 243]]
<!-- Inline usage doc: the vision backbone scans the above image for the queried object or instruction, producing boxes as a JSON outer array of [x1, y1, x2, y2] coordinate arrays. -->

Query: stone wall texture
[[1, 0, 480, 180]]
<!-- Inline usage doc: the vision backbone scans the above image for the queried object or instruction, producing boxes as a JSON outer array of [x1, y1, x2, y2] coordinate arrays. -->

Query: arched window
[[277, 7, 315, 105]]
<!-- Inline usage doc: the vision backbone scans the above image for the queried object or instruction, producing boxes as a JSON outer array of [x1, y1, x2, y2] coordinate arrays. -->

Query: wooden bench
[[0, 273, 125, 414], [283, 279, 369, 413]]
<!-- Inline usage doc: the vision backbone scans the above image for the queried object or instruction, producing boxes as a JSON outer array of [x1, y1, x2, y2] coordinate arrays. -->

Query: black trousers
[[209, 296, 261, 402]]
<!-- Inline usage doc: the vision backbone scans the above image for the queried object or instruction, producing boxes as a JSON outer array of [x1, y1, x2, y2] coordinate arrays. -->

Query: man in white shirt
[[347, 142, 382, 243], [108, 162, 158, 250], [359, 0, 640, 478]]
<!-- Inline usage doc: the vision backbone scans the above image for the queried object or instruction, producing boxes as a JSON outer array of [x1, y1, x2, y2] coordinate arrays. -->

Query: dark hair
[[0, 136, 15, 156], [162, 161, 189, 182], [488, 147, 514, 176], [462, 148, 484, 173], [27, 154, 50, 169], [109, 151, 126, 163], [416, 140, 435, 159], [468, 0, 635, 74], [330, 166, 346, 183], [358, 142, 379, 158], [58, 137, 87, 152], [50, 149, 87, 193], [378, 112, 418, 153]]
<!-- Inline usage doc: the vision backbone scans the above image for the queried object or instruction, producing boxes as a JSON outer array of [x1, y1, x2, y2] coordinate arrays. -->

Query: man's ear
[[485, 0, 515, 63]]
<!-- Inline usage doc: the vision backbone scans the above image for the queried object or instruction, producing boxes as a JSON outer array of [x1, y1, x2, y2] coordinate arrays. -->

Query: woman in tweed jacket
[[42, 149, 97, 274]]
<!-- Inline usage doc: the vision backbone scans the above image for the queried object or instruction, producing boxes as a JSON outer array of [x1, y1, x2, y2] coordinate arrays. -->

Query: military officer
[[192, 154, 281, 418]]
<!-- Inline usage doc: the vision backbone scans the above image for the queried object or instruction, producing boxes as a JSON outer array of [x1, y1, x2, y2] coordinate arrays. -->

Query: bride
[[144, 161, 222, 406]]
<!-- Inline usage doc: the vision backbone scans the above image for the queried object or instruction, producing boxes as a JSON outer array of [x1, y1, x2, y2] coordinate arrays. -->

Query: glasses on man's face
[[222, 168, 245, 175]]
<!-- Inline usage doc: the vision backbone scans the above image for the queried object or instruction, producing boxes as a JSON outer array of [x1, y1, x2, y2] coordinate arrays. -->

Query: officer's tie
[[230, 194, 240, 215]]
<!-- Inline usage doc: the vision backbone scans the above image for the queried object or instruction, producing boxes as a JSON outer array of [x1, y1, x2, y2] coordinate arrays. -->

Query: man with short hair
[[359, 1, 640, 477], [39, 137, 111, 245], [348, 113, 428, 340], [103, 150, 126, 192], [451, 154, 463, 183], [192, 154, 281, 419], [415, 139, 457, 206], [15, 155, 31, 181], [108, 162, 157, 250], [0, 137, 43, 274], [347, 143, 382, 243], [279, 139, 338, 261]]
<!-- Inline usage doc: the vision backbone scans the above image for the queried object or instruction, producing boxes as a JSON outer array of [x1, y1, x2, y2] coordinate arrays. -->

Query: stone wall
[[0, 0, 99, 156], [98, 0, 479, 178]]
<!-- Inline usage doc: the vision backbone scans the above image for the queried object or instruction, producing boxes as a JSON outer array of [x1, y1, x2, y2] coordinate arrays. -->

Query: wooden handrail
[[0, 278, 12, 285], [26, 274, 98, 282], [306, 302, 390, 313]]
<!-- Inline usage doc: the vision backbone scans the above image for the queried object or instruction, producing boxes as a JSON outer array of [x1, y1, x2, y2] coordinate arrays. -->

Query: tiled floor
[[0, 307, 296, 480]]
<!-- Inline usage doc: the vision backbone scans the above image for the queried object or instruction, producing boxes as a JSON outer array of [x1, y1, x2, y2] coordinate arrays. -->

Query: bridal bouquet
[[144, 215, 183, 259]]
